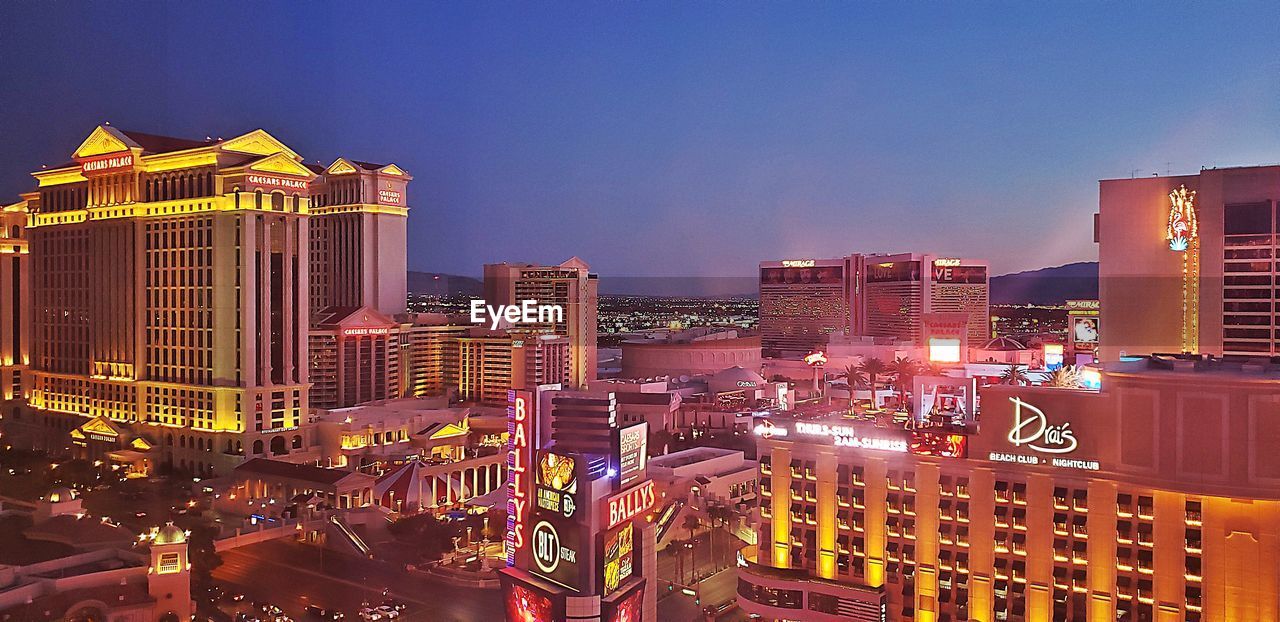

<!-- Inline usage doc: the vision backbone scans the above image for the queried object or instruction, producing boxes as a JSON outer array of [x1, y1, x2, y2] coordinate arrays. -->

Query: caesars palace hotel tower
[[12, 125, 317, 475]]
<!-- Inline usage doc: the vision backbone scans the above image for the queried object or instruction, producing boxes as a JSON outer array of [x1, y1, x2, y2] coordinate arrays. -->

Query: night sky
[[1, 1, 1277, 278]]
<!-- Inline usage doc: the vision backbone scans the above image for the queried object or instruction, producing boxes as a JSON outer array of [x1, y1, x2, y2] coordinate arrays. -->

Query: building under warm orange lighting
[[743, 353, 1280, 621]]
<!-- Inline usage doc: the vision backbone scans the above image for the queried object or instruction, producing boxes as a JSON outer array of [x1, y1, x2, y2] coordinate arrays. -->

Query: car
[[305, 605, 344, 620], [379, 600, 406, 612], [373, 606, 399, 619], [357, 609, 383, 621]]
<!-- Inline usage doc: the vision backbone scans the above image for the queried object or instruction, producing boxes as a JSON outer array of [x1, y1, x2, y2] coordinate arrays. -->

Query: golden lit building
[[483, 258, 597, 388], [743, 354, 1280, 621], [401, 314, 470, 398], [308, 306, 401, 410], [0, 199, 30, 409], [456, 331, 569, 405], [10, 125, 317, 475]]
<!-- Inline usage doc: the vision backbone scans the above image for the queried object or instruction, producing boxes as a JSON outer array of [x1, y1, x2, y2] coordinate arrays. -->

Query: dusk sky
[[1, 1, 1277, 278]]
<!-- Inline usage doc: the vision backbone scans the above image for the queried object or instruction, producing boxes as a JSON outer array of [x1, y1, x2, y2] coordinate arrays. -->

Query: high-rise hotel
[[0, 199, 30, 408], [8, 125, 318, 475], [1097, 165, 1280, 361], [484, 258, 597, 388], [760, 254, 989, 357], [741, 354, 1280, 621]]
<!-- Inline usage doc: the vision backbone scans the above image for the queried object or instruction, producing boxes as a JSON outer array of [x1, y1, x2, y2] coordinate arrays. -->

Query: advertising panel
[[867, 260, 921, 283], [501, 574, 563, 622], [1071, 316, 1099, 345], [603, 582, 645, 622], [931, 264, 987, 284], [507, 389, 534, 566], [760, 265, 843, 285], [530, 515, 586, 591], [602, 522, 634, 594], [605, 480, 656, 530], [536, 451, 580, 520], [615, 422, 648, 488]]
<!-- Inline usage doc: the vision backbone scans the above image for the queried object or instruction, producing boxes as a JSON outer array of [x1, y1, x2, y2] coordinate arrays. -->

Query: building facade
[[308, 158, 410, 319], [483, 258, 598, 388], [0, 199, 30, 412], [308, 306, 402, 410], [1098, 166, 1280, 360], [743, 354, 1280, 621], [9, 125, 317, 475], [759, 254, 989, 358]]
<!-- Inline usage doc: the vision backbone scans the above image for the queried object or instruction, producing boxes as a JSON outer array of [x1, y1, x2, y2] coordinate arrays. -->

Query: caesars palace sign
[[989, 397, 1099, 471]]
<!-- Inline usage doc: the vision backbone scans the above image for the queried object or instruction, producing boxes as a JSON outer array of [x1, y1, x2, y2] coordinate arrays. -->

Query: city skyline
[[2, 2, 1278, 278]]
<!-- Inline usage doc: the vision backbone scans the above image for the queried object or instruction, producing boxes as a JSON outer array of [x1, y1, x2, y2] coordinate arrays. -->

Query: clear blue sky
[[1, 1, 1277, 277]]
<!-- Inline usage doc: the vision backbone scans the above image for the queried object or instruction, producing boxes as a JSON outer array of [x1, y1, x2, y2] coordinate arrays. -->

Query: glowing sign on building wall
[[928, 337, 961, 363], [506, 390, 532, 565], [1167, 185, 1200, 353]]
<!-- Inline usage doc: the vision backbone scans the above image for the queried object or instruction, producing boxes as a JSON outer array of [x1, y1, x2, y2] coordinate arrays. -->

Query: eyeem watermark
[[470, 299, 564, 329]]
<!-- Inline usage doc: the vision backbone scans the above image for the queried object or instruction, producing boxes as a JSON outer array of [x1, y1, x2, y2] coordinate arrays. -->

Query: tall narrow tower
[[483, 258, 597, 388], [147, 523, 193, 622]]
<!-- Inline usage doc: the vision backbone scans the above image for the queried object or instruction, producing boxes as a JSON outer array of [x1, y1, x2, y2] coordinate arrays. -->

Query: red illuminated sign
[[342, 327, 390, 336], [606, 480, 655, 530], [246, 173, 309, 191], [80, 152, 134, 174], [507, 390, 532, 565]]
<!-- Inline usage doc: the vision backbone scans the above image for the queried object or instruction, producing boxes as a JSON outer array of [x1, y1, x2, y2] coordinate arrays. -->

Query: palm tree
[[706, 504, 733, 570], [839, 364, 868, 413], [665, 539, 686, 585], [857, 357, 889, 410], [682, 514, 702, 581], [999, 364, 1030, 386], [888, 357, 918, 411], [650, 428, 674, 455], [1047, 365, 1081, 388]]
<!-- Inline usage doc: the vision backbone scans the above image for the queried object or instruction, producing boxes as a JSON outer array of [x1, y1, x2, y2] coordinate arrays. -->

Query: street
[[213, 539, 502, 622]]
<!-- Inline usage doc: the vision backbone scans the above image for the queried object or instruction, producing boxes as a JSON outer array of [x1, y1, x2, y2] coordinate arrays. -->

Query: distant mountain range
[[407, 272, 482, 297], [408, 261, 1100, 305], [990, 261, 1098, 305]]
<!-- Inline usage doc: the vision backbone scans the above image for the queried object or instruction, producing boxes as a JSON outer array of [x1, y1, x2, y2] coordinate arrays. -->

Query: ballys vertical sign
[[506, 390, 533, 565]]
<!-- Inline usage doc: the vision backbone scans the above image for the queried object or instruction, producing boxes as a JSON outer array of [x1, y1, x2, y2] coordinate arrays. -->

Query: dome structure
[[47, 487, 75, 503], [154, 522, 187, 545], [980, 336, 1027, 351]]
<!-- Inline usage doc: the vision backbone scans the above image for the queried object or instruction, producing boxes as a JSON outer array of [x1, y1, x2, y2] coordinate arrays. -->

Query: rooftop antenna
[[1130, 168, 1141, 178], [1165, 162, 1172, 175]]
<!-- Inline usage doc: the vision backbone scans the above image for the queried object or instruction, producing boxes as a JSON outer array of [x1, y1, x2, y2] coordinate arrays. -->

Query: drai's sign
[[470, 300, 564, 330], [1006, 397, 1076, 453], [988, 397, 1099, 471]]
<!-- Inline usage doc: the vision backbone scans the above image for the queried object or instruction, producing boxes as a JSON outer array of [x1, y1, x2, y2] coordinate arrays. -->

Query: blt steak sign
[[606, 480, 655, 530]]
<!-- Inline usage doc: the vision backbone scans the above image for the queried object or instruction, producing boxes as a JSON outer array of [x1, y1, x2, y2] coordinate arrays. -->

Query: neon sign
[[1007, 397, 1076, 454], [506, 391, 531, 565], [803, 351, 827, 366], [80, 153, 134, 173], [933, 257, 961, 267], [1167, 186, 1197, 252], [606, 480, 656, 530], [793, 422, 908, 452], [342, 327, 389, 336], [246, 174, 308, 190], [781, 259, 816, 268], [378, 188, 402, 205]]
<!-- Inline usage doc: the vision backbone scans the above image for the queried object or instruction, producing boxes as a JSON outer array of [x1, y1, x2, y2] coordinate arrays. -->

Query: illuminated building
[[457, 332, 570, 406], [1097, 167, 1280, 360], [1065, 299, 1100, 363], [0, 199, 30, 409], [401, 314, 471, 398], [307, 158, 410, 318], [759, 254, 989, 359], [759, 258, 852, 358], [8, 125, 318, 475], [483, 258, 598, 388], [308, 306, 402, 409], [862, 254, 990, 347], [743, 353, 1280, 621], [0, 522, 193, 621], [500, 388, 658, 622]]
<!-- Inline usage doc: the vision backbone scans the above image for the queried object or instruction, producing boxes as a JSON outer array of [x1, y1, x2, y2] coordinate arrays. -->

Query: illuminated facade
[[483, 258, 598, 388], [744, 354, 1280, 621], [456, 332, 569, 406], [500, 388, 658, 622], [308, 158, 409, 318], [759, 254, 989, 359], [0, 199, 30, 409], [1098, 166, 1280, 360], [308, 306, 401, 409], [9, 125, 317, 475], [401, 316, 470, 398]]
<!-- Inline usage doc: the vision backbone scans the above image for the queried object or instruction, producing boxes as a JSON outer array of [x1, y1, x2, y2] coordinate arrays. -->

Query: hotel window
[[1185, 499, 1203, 524], [1225, 202, 1272, 235], [887, 470, 900, 490], [850, 465, 864, 486], [1185, 529, 1202, 552], [995, 480, 1010, 502], [1137, 496, 1154, 518], [1011, 482, 1026, 504], [158, 552, 181, 574], [1137, 523, 1154, 546], [1072, 490, 1088, 511], [1117, 493, 1133, 516], [956, 477, 969, 498], [1053, 486, 1068, 509]]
